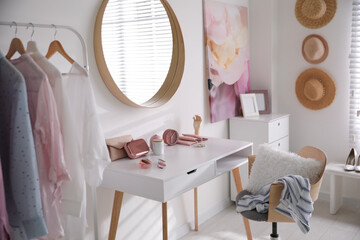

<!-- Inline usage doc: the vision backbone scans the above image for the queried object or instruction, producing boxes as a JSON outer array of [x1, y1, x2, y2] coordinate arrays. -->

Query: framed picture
[[203, 0, 249, 123], [248, 90, 271, 114], [240, 94, 259, 117]]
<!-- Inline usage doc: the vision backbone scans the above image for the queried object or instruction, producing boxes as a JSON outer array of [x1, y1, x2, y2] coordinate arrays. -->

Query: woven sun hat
[[295, 0, 337, 29], [295, 68, 336, 110], [302, 34, 329, 64]]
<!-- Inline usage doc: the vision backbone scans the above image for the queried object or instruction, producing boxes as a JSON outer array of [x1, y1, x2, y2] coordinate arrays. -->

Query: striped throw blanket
[[236, 175, 313, 233]]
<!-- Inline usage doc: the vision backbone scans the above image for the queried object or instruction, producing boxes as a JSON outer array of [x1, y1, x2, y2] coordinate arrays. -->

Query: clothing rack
[[0, 21, 98, 240], [0, 21, 89, 71]]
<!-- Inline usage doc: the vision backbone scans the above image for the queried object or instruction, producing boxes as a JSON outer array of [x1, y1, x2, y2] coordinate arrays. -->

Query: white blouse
[[62, 62, 110, 187], [60, 62, 110, 239]]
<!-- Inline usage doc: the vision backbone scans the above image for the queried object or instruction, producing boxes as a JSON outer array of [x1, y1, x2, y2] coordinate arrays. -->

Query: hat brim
[[295, 0, 337, 29], [302, 34, 329, 64], [295, 68, 336, 110]]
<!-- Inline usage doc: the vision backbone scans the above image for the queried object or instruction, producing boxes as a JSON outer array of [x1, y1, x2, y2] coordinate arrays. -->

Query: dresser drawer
[[268, 117, 289, 143], [269, 136, 289, 151], [163, 163, 215, 201]]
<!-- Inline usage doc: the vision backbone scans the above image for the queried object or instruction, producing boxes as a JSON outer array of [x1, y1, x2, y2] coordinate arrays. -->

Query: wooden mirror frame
[[94, 0, 185, 108]]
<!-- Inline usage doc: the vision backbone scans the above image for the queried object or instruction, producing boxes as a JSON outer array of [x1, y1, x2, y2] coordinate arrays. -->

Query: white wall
[[249, 0, 278, 112], [0, 0, 231, 239], [274, 0, 360, 200], [250, 0, 360, 201]]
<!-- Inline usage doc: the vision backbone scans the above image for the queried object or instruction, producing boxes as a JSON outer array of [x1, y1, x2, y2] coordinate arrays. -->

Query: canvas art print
[[203, 0, 249, 123]]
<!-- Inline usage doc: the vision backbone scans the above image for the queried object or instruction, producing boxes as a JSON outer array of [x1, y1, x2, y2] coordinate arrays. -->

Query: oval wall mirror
[[94, 0, 185, 107]]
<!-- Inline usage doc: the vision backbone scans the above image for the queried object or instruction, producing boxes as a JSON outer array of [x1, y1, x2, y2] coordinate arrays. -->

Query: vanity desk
[[102, 138, 253, 240]]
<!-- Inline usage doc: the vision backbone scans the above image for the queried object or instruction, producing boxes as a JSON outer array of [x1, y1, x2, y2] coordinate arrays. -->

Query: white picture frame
[[240, 93, 259, 117]]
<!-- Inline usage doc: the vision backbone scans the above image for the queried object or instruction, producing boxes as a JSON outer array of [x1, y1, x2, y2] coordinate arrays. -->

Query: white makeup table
[[102, 138, 253, 240]]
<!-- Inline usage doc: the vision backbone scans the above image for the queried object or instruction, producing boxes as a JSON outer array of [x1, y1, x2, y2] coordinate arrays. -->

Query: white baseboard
[[318, 192, 360, 209], [173, 198, 233, 239]]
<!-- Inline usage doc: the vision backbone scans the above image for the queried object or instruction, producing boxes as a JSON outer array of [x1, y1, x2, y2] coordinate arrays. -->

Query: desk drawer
[[163, 163, 215, 201], [268, 117, 289, 143]]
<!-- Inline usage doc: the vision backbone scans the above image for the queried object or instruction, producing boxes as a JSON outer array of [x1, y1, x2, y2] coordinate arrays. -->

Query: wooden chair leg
[[232, 167, 253, 240], [109, 191, 124, 240], [194, 187, 198, 231], [162, 202, 168, 240]]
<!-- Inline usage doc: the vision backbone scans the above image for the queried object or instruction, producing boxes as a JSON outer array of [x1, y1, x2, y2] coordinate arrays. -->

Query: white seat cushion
[[246, 144, 322, 194]]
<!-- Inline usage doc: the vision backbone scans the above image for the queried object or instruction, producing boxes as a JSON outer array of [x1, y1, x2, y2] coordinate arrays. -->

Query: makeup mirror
[[94, 0, 185, 107]]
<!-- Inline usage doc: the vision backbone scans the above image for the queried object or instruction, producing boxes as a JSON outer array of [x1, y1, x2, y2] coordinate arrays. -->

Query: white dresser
[[229, 113, 290, 200]]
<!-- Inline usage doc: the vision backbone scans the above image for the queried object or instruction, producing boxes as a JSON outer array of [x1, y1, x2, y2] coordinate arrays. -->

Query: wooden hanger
[[6, 22, 26, 60], [45, 40, 75, 64], [6, 37, 26, 60]]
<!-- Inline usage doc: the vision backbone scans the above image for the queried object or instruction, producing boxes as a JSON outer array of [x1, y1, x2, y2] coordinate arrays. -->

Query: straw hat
[[302, 34, 329, 64], [295, 68, 336, 110], [295, 0, 337, 29]]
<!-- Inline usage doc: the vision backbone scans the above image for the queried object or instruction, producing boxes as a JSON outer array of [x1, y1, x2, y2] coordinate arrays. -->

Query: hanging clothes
[[60, 62, 110, 239], [10, 54, 69, 240], [26, 42, 73, 240], [0, 157, 12, 240], [63, 62, 110, 187], [27, 42, 82, 218], [0, 51, 47, 239]]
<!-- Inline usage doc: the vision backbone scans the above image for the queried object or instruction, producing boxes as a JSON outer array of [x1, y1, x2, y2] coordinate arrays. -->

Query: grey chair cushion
[[236, 190, 268, 222]]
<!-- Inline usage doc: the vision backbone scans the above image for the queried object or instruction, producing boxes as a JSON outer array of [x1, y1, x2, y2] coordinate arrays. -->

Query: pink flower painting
[[203, 0, 249, 123]]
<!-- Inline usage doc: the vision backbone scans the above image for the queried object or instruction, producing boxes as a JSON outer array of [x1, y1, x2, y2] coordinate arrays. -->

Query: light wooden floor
[[181, 200, 360, 240]]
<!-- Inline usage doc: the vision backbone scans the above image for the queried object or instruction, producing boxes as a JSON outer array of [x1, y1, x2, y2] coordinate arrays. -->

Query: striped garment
[[236, 175, 313, 234]]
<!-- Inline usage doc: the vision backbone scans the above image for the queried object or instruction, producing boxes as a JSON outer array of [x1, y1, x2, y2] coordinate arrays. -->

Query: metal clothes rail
[[0, 21, 89, 71], [0, 21, 98, 240]]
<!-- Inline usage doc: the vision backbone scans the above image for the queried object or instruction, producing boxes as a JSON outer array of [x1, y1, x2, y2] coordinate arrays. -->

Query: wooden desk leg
[[232, 168, 253, 240], [109, 191, 124, 240], [194, 187, 198, 231], [162, 202, 168, 240]]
